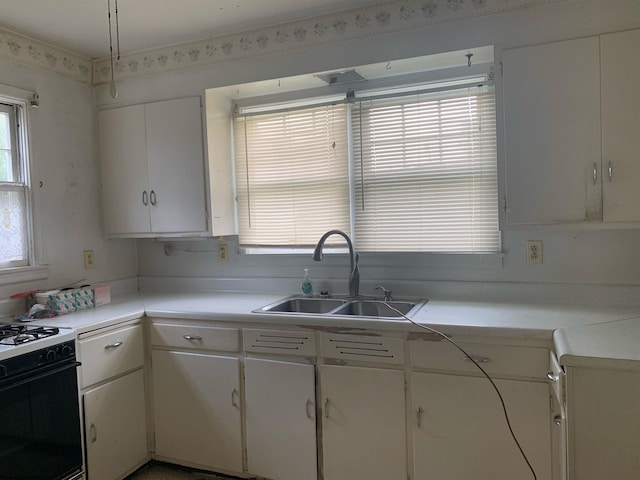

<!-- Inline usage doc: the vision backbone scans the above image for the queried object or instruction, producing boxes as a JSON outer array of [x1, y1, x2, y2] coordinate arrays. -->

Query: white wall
[[102, 0, 640, 302], [0, 59, 137, 302]]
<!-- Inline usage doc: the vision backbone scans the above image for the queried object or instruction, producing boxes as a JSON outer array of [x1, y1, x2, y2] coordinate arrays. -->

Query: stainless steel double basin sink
[[254, 296, 427, 319]]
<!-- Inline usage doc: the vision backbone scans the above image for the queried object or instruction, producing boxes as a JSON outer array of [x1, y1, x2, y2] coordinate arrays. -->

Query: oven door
[[0, 361, 83, 480]]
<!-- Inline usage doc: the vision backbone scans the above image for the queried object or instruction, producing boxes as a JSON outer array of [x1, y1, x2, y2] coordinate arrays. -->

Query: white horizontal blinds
[[234, 103, 351, 246], [352, 86, 499, 252]]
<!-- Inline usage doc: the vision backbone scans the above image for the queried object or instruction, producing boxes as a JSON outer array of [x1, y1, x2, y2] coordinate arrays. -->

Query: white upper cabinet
[[99, 97, 209, 237], [504, 29, 640, 226], [503, 37, 602, 225], [601, 29, 640, 223]]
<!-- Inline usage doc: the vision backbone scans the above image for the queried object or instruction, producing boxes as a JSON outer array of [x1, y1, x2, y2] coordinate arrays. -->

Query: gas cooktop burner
[[0, 324, 60, 346]]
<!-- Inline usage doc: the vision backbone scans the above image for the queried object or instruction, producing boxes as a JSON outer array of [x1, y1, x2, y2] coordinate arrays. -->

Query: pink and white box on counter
[[36, 287, 94, 313], [92, 284, 111, 306]]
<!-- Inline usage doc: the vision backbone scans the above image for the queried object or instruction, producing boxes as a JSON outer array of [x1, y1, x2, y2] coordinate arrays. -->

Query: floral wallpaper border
[[0, 28, 92, 84], [1, 0, 569, 85], [93, 0, 569, 85]]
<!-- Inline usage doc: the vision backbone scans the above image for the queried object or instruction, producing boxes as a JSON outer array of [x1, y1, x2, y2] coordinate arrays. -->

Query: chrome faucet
[[312, 229, 360, 297]]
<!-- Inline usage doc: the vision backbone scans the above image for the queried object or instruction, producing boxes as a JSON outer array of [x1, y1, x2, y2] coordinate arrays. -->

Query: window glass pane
[[0, 187, 28, 266], [0, 111, 12, 182], [234, 103, 351, 247], [352, 86, 499, 253]]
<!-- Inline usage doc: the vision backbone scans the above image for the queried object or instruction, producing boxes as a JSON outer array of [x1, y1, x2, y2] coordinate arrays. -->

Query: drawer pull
[[183, 335, 202, 341], [105, 342, 123, 349], [547, 371, 559, 382], [416, 406, 424, 428], [463, 355, 490, 364], [306, 399, 314, 419], [231, 388, 240, 409]]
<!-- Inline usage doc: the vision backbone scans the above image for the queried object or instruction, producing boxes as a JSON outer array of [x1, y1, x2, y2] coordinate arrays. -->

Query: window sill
[[0, 265, 49, 286]]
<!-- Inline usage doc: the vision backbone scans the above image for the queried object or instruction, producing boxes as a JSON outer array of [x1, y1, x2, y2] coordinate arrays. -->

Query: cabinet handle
[[416, 407, 424, 429], [150, 190, 157, 206], [553, 414, 563, 426], [89, 423, 97, 443], [306, 399, 314, 419], [231, 388, 240, 409], [324, 398, 330, 419], [547, 371, 559, 383], [463, 355, 490, 364], [183, 335, 202, 341], [105, 341, 123, 349], [142, 190, 148, 206], [593, 162, 598, 185], [608, 161, 613, 181]]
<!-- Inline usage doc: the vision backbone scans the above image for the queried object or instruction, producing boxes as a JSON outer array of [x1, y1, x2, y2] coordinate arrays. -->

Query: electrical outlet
[[84, 250, 95, 269], [526, 240, 543, 265], [218, 243, 228, 262]]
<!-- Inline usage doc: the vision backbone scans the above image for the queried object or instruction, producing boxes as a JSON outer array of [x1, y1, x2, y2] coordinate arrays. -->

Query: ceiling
[[0, 0, 388, 59]]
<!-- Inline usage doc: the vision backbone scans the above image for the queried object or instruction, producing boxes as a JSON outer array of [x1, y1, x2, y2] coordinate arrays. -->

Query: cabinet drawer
[[409, 340, 548, 379], [150, 322, 239, 352], [79, 324, 144, 388], [321, 333, 405, 365], [244, 328, 316, 356]]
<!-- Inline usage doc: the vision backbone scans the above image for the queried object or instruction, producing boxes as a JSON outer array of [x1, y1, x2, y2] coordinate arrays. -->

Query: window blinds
[[351, 86, 499, 252], [234, 103, 351, 247]]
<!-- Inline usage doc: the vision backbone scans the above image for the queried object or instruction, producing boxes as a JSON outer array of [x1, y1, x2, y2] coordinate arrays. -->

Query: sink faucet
[[312, 230, 360, 297]]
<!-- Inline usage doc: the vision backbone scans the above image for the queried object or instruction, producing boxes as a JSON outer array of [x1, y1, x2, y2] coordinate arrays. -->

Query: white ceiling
[[0, 0, 388, 59]]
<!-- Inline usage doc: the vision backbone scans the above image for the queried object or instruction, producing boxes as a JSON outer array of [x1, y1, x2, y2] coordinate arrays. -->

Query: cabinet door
[[566, 366, 640, 480], [503, 37, 601, 224], [320, 365, 406, 480], [145, 97, 208, 233], [412, 372, 551, 480], [84, 369, 148, 480], [245, 358, 317, 480], [151, 350, 242, 472], [98, 105, 151, 235], [601, 29, 640, 222]]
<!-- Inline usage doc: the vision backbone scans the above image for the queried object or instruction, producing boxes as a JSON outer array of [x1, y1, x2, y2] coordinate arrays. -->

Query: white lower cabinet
[[320, 364, 407, 480], [84, 370, 148, 480], [151, 350, 243, 472], [78, 321, 148, 480], [411, 372, 552, 480], [244, 358, 317, 480]]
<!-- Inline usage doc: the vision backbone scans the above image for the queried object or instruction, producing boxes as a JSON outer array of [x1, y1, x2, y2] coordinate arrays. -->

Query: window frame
[[232, 73, 501, 255], [0, 84, 44, 284]]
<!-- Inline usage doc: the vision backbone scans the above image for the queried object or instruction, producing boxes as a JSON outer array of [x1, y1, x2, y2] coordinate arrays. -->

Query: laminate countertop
[[28, 291, 640, 367]]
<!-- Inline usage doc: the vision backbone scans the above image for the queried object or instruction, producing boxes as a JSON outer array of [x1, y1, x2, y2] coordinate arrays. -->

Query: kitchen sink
[[331, 300, 417, 318], [254, 296, 426, 318], [254, 297, 348, 314]]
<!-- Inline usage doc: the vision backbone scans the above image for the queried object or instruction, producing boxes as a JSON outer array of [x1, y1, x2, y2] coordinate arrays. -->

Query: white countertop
[[23, 291, 640, 368]]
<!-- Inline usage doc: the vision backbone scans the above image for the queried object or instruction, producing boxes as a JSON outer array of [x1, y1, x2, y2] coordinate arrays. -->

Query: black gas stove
[[0, 322, 83, 480], [0, 324, 61, 346]]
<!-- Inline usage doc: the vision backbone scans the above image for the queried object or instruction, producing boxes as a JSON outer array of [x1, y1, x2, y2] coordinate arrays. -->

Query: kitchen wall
[[5, 0, 637, 306], [0, 58, 137, 303], [110, 0, 640, 304]]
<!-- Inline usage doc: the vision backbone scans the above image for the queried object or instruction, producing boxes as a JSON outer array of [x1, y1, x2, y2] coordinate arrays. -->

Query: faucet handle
[[375, 285, 393, 301]]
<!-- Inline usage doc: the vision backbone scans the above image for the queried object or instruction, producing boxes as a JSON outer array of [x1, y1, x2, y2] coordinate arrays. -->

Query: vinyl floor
[[125, 462, 248, 480]]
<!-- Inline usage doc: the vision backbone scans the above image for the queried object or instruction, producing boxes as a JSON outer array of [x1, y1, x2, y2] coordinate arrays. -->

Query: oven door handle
[[0, 361, 81, 392]]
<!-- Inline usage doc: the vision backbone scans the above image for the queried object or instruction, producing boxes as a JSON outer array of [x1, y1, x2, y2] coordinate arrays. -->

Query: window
[[352, 85, 499, 252], [234, 103, 351, 248], [0, 96, 32, 268], [233, 79, 499, 253]]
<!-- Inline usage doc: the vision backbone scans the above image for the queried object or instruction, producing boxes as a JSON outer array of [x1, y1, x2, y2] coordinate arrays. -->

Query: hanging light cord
[[385, 302, 538, 480], [107, 0, 120, 76], [108, 0, 114, 78]]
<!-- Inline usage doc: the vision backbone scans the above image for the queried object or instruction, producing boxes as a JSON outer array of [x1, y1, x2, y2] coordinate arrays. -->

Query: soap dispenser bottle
[[301, 268, 313, 297]]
